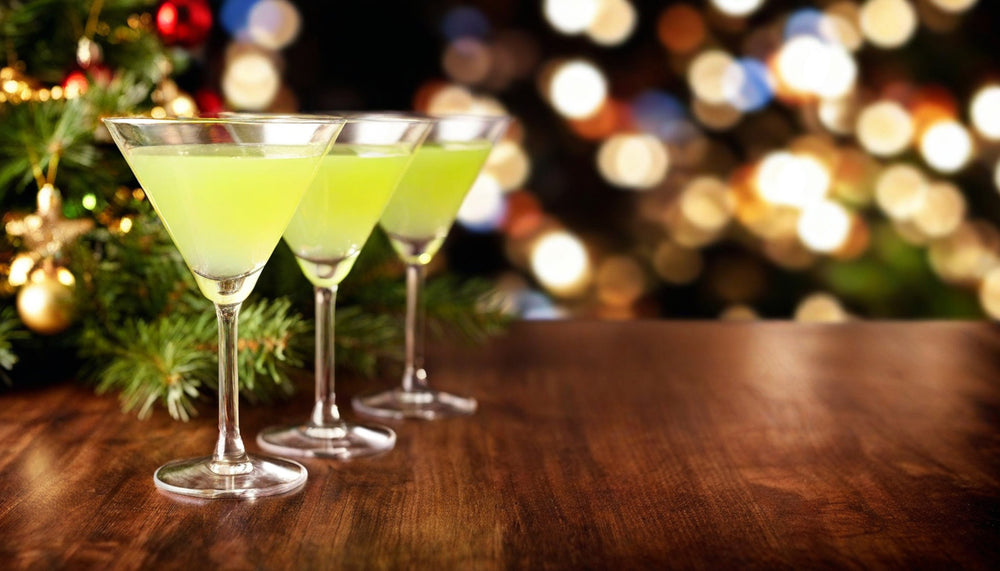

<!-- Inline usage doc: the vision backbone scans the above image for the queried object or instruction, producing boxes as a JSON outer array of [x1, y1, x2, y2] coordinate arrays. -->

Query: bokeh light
[[929, 0, 979, 14], [531, 231, 592, 296], [247, 0, 300, 50], [549, 60, 607, 119], [652, 240, 703, 285], [794, 292, 850, 322], [912, 181, 966, 238], [544, 0, 599, 35], [859, 0, 917, 49], [597, 134, 670, 189], [723, 58, 773, 112], [587, 0, 637, 46], [689, 50, 737, 105], [222, 51, 280, 110], [919, 120, 973, 173], [756, 151, 831, 208], [485, 140, 531, 191], [680, 177, 734, 232], [979, 267, 1000, 319], [441, 6, 490, 40], [457, 174, 506, 232], [776, 36, 856, 98], [876, 164, 928, 219], [710, 0, 764, 18], [595, 255, 646, 308], [970, 85, 1000, 140], [658, 4, 706, 53], [797, 200, 852, 253], [856, 101, 914, 156], [443, 38, 492, 85]]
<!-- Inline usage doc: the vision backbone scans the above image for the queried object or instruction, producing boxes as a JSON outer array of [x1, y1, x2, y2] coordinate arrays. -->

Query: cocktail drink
[[257, 116, 432, 458], [353, 114, 509, 420], [104, 117, 343, 498]]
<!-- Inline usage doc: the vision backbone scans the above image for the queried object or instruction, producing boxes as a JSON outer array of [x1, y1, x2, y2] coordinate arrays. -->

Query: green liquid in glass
[[128, 143, 319, 283], [380, 141, 492, 263], [283, 144, 413, 287]]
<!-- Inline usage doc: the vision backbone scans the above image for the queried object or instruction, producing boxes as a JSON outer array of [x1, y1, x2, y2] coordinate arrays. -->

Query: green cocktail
[[283, 144, 413, 287], [128, 143, 318, 304], [354, 114, 509, 421], [379, 141, 493, 264], [104, 116, 342, 499]]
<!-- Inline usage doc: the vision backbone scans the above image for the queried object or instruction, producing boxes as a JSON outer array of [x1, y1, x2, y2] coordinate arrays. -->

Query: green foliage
[[0, 306, 27, 384]]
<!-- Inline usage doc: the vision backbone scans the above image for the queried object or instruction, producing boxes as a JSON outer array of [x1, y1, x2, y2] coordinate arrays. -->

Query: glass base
[[352, 388, 477, 420], [153, 454, 307, 499], [256, 422, 396, 460]]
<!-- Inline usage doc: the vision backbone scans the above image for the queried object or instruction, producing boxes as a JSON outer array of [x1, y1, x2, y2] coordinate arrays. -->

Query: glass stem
[[310, 285, 343, 428], [212, 302, 252, 475], [402, 262, 428, 392]]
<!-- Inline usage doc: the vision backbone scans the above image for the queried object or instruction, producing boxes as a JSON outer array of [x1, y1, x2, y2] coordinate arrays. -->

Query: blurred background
[[12, 0, 1000, 321]]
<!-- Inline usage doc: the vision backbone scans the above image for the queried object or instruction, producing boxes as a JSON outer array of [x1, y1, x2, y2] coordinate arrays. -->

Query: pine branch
[[0, 306, 27, 385]]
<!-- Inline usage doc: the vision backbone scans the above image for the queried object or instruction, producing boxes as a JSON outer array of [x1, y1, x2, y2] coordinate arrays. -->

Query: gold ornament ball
[[17, 273, 76, 335]]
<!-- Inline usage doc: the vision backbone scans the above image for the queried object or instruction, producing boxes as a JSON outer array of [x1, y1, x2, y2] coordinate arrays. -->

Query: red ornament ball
[[157, 0, 213, 47]]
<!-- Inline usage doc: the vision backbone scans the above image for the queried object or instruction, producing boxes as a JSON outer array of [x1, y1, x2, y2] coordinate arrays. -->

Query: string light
[[679, 177, 734, 232]]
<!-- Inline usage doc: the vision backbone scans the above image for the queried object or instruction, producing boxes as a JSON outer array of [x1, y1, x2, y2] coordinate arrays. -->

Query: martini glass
[[256, 115, 432, 459], [352, 114, 509, 420], [104, 116, 343, 498]]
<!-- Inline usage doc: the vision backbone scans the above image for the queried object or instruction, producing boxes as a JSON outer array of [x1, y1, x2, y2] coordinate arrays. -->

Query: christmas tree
[[0, 0, 505, 419]]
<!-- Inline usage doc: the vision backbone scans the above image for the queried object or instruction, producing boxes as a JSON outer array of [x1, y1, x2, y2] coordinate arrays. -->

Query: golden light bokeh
[[485, 140, 531, 190], [978, 266, 1000, 319], [544, 0, 599, 35], [756, 151, 831, 208], [679, 176, 734, 232], [597, 134, 670, 189], [595, 255, 647, 308], [710, 0, 765, 18], [797, 200, 852, 253], [794, 292, 850, 322], [970, 85, 1000, 140], [530, 231, 592, 296], [919, 120, 973, 173], [689, 50, 737, 105], [856, 101, 914, 156], [548, 60, 608, 119], [587, 0, 637, 46], [821, 4, 864, 52], [719, 304, 759, 320], [652, 240, 703, 285], [859, 0, 917, 49], [875, 164, 928, 219], [929, 0, 980, 14], [442, 38, 492, 85], [912, 181, 966, 238]]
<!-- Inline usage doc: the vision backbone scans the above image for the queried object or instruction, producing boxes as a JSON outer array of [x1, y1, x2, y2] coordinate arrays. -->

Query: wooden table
[[1, 321, 999, 569]]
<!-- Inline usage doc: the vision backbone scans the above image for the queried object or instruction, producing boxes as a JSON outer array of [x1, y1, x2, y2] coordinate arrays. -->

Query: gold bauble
[[16, 268, 76, 335]]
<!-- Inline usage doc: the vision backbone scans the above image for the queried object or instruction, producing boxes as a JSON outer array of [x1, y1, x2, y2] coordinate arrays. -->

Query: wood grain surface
[[1, 321, 999, 570]]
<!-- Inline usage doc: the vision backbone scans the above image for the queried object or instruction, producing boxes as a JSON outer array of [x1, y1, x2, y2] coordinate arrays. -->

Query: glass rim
[[101, 115, 347, 127], [217, 111, 437, 126]]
